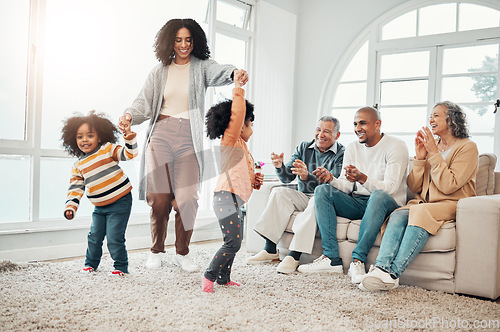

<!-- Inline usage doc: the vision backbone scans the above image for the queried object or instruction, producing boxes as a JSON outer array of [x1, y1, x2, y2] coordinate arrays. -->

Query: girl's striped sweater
[[64, 133, 138, 214]]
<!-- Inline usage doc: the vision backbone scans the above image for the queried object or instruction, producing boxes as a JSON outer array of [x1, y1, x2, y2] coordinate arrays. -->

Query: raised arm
[[203, 59, 238, 87]]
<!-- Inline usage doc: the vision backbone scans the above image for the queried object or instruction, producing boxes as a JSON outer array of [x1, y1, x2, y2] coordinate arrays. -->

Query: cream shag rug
[[1, 242, 499, 331]]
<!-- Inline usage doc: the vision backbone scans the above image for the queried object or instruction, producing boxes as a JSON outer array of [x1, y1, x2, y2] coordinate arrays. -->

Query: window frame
[[0, 0, 255, 224], [319, 0, 500, 159]]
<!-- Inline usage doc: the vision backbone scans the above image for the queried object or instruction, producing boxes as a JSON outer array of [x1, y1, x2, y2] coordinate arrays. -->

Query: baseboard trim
[[0, 217, 221, 263]]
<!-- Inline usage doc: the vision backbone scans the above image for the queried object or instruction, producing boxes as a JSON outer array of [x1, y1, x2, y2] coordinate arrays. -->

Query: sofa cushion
[[477, 153, 497, 196], [286, 213, 350, 241], [347, 219, 456, 253]]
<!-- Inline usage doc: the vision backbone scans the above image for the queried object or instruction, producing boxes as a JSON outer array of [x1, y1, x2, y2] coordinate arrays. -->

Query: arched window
[[321, 0, 500, 158]]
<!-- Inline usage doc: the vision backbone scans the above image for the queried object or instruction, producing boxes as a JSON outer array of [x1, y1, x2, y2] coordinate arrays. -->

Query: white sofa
[[246, 153, 500, 300]]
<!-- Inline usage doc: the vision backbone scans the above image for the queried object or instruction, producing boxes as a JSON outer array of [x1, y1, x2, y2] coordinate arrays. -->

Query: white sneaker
[[246, 250, 280, 265], [361, 266, 399, 291], [276, 256, 299, 274], [174, 254, 198, 273], [358, 282, 369, 291], [297, 255, 343, 274], [145, 252, 162, 269], [80, 266, 94, 274], [348, 261, 366, 284]]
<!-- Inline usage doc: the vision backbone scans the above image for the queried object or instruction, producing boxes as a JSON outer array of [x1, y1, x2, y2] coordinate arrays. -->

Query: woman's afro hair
[[154, 18, 210, 66], [61, 110, 119, 158], [205, 99, 255, 140]]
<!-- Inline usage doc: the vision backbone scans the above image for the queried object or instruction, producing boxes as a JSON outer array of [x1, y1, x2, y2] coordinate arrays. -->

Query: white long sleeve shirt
[[329, 134, 409, 206]]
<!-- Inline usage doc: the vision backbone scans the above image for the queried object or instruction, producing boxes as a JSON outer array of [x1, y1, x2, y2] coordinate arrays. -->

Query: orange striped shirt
[[64, 132, 138, 214]]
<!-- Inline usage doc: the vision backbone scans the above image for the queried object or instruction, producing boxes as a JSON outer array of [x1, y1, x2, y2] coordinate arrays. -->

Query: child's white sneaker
[[80, 266, 94, 274]]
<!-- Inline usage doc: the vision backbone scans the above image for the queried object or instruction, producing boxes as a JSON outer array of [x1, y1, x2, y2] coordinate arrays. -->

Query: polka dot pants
[[204, 191, 244, 285]]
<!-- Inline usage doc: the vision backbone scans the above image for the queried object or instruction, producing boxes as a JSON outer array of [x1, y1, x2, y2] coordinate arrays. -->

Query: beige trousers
[[145, 116, 199, 255], [253, 187, 318, 254]]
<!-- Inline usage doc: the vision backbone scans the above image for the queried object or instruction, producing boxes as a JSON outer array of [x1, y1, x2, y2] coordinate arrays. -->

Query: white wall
[[292, 0, 409, 144], [251, 1, 297, 163], [263, 0, 299, 14]]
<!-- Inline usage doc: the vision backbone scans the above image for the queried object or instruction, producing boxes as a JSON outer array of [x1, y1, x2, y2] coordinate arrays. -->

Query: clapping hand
[[344, 165, 367, 184], [313, 166, 333, 183], [291, 159, 308, 181], [415, 130, 427, 160], [416, 126, 438, 158]]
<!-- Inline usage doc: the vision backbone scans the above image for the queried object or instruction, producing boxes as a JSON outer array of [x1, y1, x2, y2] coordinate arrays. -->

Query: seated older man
[[246, 116, 345, 274]]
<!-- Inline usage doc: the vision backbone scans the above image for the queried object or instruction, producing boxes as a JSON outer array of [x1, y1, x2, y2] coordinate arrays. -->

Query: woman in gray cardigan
[[118, 18, 248, 272]]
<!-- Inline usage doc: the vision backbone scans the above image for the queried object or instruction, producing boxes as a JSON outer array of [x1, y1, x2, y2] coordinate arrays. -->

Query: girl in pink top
[[202, 74, 263, 293]]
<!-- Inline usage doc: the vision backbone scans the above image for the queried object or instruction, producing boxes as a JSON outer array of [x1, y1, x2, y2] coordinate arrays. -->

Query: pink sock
[[223, 280, 241, 287], [202, 276, 214, 293]]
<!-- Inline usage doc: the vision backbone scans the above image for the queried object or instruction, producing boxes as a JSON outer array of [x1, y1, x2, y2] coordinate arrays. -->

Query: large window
[[325, 1, 500, 160], [0, 0, 254, 223]]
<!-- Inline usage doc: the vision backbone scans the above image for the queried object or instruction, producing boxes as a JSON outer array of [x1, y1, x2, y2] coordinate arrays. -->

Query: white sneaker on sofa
[[246, 250, 280, 265], [297, 255, 343, 274], [276, 256, 299, 274], [348, 261, 366, 284], [145, 252, 162, 269]]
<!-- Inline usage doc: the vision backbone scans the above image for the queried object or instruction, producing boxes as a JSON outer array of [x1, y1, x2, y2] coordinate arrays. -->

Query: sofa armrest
[[455, 194, 500, 299], [245, 182, 297, 253]]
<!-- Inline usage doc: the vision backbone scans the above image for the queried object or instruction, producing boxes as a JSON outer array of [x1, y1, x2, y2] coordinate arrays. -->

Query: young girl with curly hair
[[202, 72, 262, 293], [118, 18, 249, 272], [61, 111, 138, 276]]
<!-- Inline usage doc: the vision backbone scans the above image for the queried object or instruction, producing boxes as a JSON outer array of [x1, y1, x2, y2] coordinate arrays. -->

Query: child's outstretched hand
[[64, 210, 74, 220], [234, 70, 242, 89], [233, 69, 248, 88], [118, 113, 132, 135]]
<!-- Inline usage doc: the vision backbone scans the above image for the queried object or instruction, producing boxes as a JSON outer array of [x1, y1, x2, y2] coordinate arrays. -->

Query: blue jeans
[[314, 185, 368, 264], [351, 190, 400, 263], [315, 185, 399, 264], [85, 192, 132, 273], [375, 209, 430, 278]]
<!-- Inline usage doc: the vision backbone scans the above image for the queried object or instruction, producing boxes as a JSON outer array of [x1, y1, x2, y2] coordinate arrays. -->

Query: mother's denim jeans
[[375, 209, 430, 278]]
